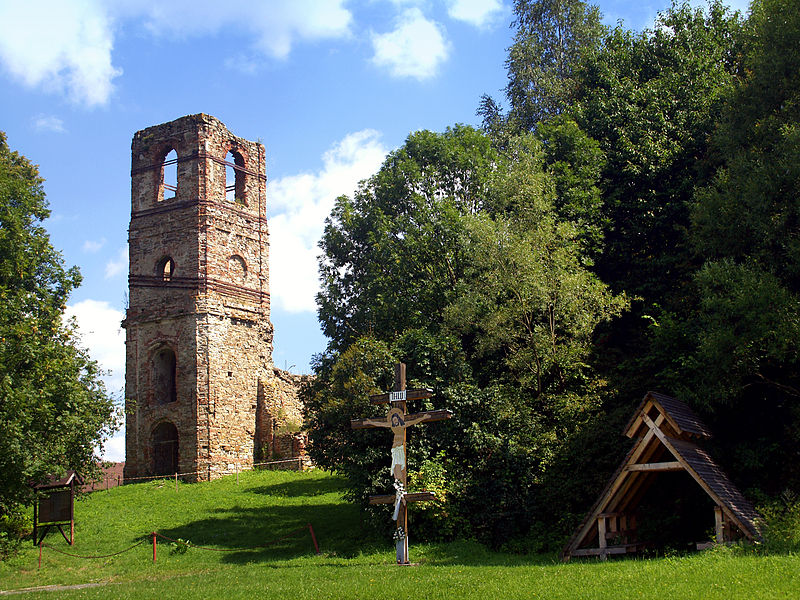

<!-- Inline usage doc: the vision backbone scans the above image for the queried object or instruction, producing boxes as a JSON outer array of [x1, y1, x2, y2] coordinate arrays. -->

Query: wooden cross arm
[[405, 409, 453, 423], [369, 388, 434, 405], [369, 491, 436, 504], [351, 417, 384, 430]]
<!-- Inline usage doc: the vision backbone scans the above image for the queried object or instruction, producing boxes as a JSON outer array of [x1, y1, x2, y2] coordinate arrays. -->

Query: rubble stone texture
[[123, 114, 304, 481]]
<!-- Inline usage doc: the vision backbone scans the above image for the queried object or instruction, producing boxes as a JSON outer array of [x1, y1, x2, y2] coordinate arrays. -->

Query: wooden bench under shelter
[[561, 391, 762, 561]]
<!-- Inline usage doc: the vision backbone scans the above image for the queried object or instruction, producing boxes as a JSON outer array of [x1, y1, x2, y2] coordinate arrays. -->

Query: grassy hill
[[1, 468, 797, 599]]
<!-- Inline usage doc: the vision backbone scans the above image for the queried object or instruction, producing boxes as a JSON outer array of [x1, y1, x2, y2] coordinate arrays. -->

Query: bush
[[757, 491, 800, 553], [0, 506, 32, 559]]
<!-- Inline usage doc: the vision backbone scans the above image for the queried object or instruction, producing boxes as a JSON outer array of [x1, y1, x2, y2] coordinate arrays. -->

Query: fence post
[[308, 523, 320, 555], [38, 541, 42, 570], [175, 472, 178, 492], [152, 532, 157, 563]]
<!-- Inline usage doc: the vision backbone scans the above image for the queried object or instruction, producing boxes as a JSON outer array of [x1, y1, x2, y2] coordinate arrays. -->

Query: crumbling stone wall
[[255, 368, 310, 461], [124, 114, 305, 481]]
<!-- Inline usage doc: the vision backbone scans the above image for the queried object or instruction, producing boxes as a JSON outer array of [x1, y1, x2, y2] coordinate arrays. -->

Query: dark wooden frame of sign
[[33, 472, 80, 546]]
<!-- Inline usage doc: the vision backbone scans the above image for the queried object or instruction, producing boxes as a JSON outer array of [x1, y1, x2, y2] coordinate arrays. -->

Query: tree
[[0, 132, 118, 526], [571, 1, 744, 306], [309, 129, 626, 547], [317, 126, 501, 354], [502, 0, 606, 131], [676, 0, 800, 491]]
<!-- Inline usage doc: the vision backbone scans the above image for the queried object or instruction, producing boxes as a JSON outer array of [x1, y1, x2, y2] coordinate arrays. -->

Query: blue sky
[[0, 0, 749, 461]]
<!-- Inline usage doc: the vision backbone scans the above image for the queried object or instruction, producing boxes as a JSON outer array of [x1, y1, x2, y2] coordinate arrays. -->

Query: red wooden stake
[[308, 523, 320, 554], [38, 542, 42, 570], [152, 532, 157, 563]]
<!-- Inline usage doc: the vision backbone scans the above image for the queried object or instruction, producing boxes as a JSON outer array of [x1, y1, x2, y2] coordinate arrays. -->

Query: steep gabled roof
[[624, 391, 713, 440], [562, 392, 761, 560]]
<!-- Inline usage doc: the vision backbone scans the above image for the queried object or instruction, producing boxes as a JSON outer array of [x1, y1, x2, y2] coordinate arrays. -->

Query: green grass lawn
[[1, 469, 797, 599]]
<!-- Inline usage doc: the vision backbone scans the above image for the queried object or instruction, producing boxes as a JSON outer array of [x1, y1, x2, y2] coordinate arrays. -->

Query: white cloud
[[65, 299, 126, 393], [445, 0, 504, 27], [0, 0, 120, 107], [65, 299, 126, 462], [0, 0, 352, 107], [268, 130, 388, 313], [102, 431, 126, 463], [105, 245, 128, 279], [32, 114, 66, 133], [116, 0, 352, 59], [371, 8, 451, 80], [83, 237, 107, 253]]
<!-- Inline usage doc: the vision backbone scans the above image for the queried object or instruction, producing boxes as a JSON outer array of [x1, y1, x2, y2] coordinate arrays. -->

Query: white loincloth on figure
[[391, 445, 406, 475]]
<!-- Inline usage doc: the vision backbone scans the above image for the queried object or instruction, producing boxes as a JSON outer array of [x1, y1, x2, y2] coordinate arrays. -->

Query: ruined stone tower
[[123, 114, 276, 480]]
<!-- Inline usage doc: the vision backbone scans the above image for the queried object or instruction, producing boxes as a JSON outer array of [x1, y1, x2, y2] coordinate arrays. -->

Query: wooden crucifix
[[351, 362, 452, 565]]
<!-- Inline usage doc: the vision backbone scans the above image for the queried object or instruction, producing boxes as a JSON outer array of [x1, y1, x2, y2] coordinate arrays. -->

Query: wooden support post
[[714, 506, 724, 544], [69, 480, 75, 546], [598, 516, 607, 561], [152, 531, 157, 562]]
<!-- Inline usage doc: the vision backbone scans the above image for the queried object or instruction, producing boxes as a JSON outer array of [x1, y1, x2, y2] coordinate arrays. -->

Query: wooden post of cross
[[351, 362, 452, 565]]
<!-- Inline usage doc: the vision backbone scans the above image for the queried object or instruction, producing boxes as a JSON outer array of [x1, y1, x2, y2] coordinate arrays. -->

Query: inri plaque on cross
[[351, 362, 452, 564]]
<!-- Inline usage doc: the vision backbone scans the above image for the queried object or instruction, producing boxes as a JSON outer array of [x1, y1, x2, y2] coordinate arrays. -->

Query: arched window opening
[[225, 150, 246, 205], [152, 422, 179, 476], [161, 149, 178, 201], [153, 347, 177, 405], [156, 256, 175, 281]]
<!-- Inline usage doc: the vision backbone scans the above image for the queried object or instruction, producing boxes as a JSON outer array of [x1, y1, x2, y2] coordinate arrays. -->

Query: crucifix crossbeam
[[350, 362, 452, 565]]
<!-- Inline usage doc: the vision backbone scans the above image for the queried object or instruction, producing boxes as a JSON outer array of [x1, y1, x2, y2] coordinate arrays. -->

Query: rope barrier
[[119, 458, 306, 484], [37, 523, 321, 569], [40, 540, 146, 559]]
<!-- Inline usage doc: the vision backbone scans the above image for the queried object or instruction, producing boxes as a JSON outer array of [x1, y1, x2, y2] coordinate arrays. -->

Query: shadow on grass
[[156, 500, 372, 564], [249, 476, 348, 498]]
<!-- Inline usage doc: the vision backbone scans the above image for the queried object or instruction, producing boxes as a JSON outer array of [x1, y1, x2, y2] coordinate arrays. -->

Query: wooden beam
[[369, 492, 436, 505], [715, 506, 724, 544], [570, 545, 636, 557], [406, 409, 452, 423], [625, 461, 683, 472]]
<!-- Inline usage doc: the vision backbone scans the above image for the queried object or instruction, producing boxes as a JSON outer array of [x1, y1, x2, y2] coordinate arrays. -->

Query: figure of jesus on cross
[[351, 363, 452, 565]]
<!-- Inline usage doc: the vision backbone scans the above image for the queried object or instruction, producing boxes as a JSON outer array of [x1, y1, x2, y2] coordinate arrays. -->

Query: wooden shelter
[[562, 392, 762, 560]]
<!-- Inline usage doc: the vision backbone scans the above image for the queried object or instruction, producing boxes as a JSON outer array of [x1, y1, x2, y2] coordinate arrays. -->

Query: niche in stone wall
[[153, 347, 177, 405], [152, 421, 179, 475], [228, 254, 247, 284]]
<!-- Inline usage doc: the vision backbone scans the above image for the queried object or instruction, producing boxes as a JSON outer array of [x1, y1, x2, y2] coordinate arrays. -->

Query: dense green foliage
[[307, 0, 800, 552], [0, 132, 117, 552], [2, 470, 800, 599], [309, 126, 626, 547]]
